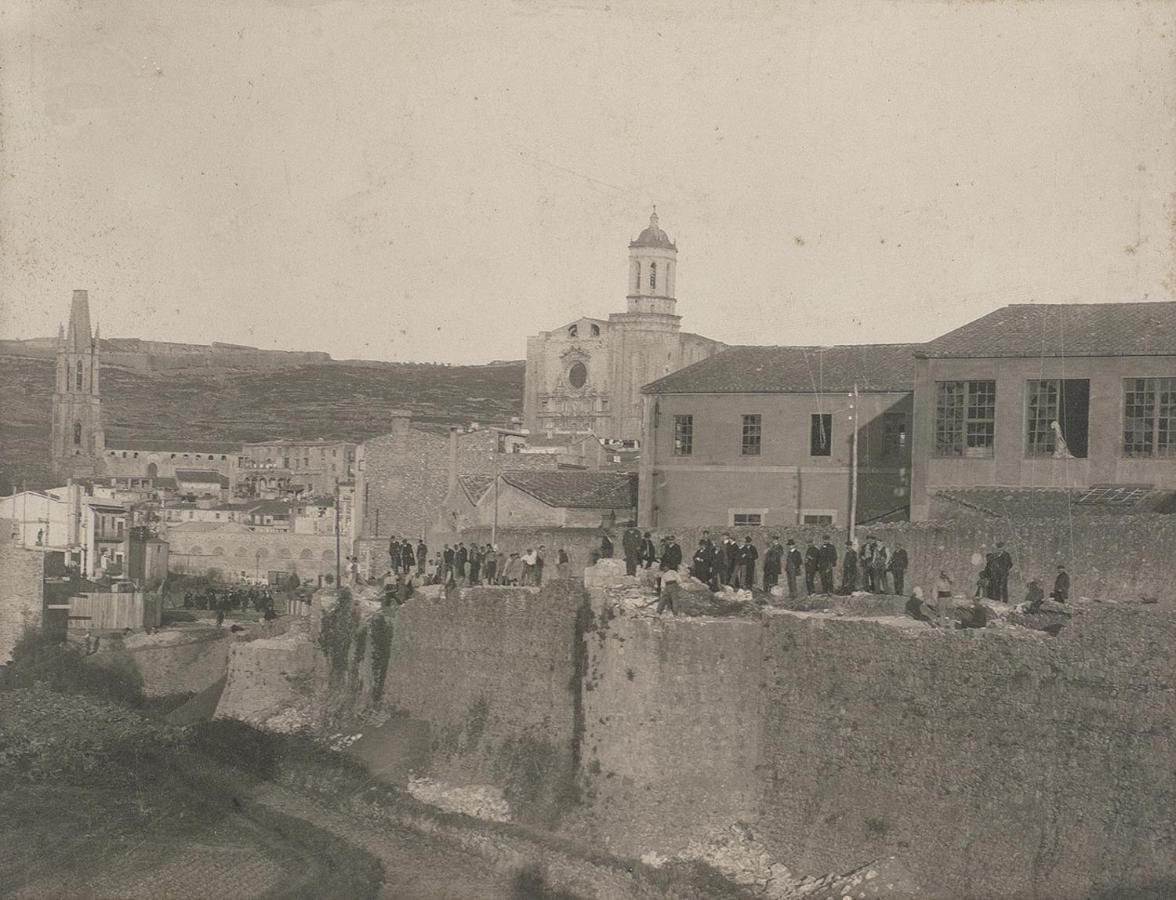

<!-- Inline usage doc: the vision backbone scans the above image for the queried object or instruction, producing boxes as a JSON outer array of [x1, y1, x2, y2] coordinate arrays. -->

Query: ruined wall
[[0, 527, 43, 663], [214, 625, 323, 729], [579, 598, 1175, 899], [99, 630, 230, 697], [378, 583, 586, 824]]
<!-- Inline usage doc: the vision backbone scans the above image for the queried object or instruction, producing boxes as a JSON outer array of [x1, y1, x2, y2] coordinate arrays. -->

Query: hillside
[[0, 355, 524, 491]]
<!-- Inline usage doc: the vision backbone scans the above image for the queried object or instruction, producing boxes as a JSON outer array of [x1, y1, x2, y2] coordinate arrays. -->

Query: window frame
[[729, 509, 766, 527], [1026, 378, 1090, 459], [1122, 377, 1176, 459], [672, 414, 693, 457], [741, 414, 762, 456], [810, 413, 832, 457], [934, 380, 997, 458]]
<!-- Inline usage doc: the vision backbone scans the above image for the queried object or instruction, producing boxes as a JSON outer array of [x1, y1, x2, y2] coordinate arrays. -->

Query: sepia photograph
[[0, 1, 1173, 898]]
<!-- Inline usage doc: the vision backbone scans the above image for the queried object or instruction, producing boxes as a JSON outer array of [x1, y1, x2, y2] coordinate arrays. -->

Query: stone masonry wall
[[578, 592, 1175, 899], [0, 527, 44, 663], [100, 630, 230, 697], [379, 583, 587, 825]]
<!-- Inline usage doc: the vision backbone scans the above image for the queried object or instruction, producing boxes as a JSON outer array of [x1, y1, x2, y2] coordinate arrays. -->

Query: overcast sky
[[1, 0, 1173, 364]]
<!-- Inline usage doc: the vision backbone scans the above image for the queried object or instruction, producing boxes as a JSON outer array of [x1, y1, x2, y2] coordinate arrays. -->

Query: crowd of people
[[182, 584, 278, 625], [365, 536, 575, 606]]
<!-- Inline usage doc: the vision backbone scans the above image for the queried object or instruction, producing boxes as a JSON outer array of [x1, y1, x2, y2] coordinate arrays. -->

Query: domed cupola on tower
[[627, 208, 677, 315]]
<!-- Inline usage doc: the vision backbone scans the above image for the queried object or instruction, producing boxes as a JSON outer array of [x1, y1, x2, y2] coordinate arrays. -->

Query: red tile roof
[[643, 344, 920, 394], [918, 302, 1176, 359]]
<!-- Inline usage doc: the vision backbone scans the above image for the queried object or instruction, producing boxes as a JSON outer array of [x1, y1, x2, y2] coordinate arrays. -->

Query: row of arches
[[633, 260, 674, 294], [186, 545, 336, 562]]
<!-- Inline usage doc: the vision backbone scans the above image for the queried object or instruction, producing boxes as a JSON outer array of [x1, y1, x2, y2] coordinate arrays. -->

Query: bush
[[0, 628, 144, 707]]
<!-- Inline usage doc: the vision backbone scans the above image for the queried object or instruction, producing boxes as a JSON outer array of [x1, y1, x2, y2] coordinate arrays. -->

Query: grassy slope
[[0, 355, 524, 491]]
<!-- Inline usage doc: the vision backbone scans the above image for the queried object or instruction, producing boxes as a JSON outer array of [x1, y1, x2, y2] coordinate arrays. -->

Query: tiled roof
[[918, 302, 1176, 358], [247, 500, 291, 516], [643, 344, 920, 394], [933, 487, 1176, 518], [167, 521, 252, 534], [499, 471, 637, 510], [106, 440, 243, 453], [457, 474, 495, 504], [174, 469, 229, 485]]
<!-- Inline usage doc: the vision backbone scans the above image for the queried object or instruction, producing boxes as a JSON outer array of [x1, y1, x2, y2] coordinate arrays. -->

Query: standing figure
[[763, 537, 783, 591], [989, 542, 1013, 603], [455, 543, 469, 585], [889, 544, 909, 595], [622, 524, 643, 576], [1050, 564, 1070, 602], [737, 536, 758, 590], [871, 542, 890, 594], [691, 539, 712, 585], [721, 533, 739, 586], [839, 541, 858, 594], [818, 537, 838, 594], [640, 532, 657, 569], [785, 539, 804, 600], [803, 541, 820, 595], [416, 539, 428, 576]]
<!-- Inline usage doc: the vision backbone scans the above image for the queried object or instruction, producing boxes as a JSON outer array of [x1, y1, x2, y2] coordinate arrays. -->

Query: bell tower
[[51, 289, 106, 478], [626, 208, 678, 316]]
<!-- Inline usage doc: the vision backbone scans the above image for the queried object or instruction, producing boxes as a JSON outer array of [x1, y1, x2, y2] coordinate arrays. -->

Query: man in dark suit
[[889, 543, 909, 595], [622, 524, 643, 576], [416, 539, 428, 576], [692, 539, 713, 585], [804, 541, 820, 595], [785, 539, 804, 600], [736, 536, 758, 590], [992, 542, 1013, 603], [840, 541, 858, 594], [640, 532, 657, 568], [818, 537, 838, 594], [721, 533, 739, 586], [763, 537, 783, 591], [660, 534, 682, 572], [1050, 564, 1070, 602], [455, 542, 469, 584]]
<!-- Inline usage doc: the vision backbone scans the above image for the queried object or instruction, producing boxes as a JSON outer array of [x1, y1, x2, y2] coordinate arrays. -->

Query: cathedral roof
[[629, 210, 676, 250]]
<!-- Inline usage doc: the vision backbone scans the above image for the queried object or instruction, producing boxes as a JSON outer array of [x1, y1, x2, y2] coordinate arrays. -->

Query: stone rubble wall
[[0, 528, 44, 663]]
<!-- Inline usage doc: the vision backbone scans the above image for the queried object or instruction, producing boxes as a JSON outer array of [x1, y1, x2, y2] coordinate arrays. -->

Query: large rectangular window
[[672, 415, 693, 456], [935, 381, 996, 457], [810, 413, 832, 456], [1026, 379, 1089, 458], [1123, 377, 1176, 458], [731, 511, 763, 527], [741, 414, 762, 456]]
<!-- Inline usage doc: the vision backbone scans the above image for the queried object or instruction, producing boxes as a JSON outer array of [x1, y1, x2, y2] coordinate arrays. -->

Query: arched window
[[590, 324, 600, 337], [649, 261, 657, 291], [65, 362, 71, 389], [76, 366, 83, 390], [568, 324, 578, 338], [634, 262, 641, 291], [73, 422, 82, 446]]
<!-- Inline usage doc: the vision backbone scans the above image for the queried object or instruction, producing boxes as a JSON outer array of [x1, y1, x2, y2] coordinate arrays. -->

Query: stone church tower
[[51, 290, 106, 479], [523, 211, 724, 442]]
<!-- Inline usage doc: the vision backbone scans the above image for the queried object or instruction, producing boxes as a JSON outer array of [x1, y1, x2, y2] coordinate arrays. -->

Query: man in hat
[[692, 538, 713, 585], [784, 539, 804, 600], [720, 533, 739, 586], [839, 541, 858, 594], [991, 542, 1013, 603], [622, 523, 643, 576], [889, 543, 909, 596], [763, 536, 783, 591], [804, 540, 820, 595], [736, 535, 758, 590], [818, 536, 838, 594]]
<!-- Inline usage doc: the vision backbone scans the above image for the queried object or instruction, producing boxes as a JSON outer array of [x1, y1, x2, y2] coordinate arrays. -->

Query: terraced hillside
[[0, 355, 524, 491]]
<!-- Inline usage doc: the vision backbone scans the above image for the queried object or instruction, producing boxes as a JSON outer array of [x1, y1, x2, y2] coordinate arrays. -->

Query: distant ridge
[[0, 336, 329, 371]]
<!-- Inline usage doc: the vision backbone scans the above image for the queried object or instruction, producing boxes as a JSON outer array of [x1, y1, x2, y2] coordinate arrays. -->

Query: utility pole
[[849, 383, 859, 544], [490, 451, 500, 548], [334, 478, 342, 591]]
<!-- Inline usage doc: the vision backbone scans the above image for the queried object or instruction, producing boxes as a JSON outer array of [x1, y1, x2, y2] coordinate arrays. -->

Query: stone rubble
[[649, 823, 913, 899], [405, 776, 513, 823]]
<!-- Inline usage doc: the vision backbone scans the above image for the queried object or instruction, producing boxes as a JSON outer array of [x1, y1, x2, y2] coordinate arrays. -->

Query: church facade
[[522, 212, 724, 443]]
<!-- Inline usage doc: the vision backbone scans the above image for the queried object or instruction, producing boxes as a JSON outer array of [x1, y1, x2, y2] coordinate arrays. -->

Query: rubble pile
[[406, 776, 513, 823], [260, 705, 315, 733], [644, 824, 915, 899]]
